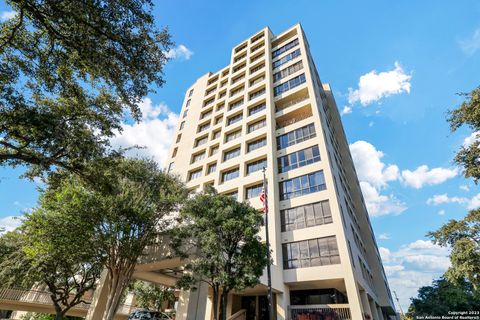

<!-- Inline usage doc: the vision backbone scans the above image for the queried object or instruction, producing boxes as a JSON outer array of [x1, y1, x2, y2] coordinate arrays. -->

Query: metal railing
[[0, 288, 134, 315], [276, 95, 309, 112], [276, 112, 312, 129], [227, 309, 246, 320], [289, 304, 351, 320]]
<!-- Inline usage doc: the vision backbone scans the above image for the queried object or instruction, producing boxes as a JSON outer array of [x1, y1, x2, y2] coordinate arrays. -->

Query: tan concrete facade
[[165, 24, 396, 320]]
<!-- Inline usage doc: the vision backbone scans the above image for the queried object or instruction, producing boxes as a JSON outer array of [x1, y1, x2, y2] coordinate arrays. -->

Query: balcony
[[276, 104, 313, 129], [289, 304, 351, 320], [275, 88, 309, 113]]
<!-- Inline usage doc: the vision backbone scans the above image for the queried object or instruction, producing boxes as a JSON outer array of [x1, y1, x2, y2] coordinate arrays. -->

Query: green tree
[[428, 210, 480, 289], [171, 188, 268, 320], [448, 86, 480, 182], [0, 229, 36, 288], [0, 0, 172, 176], [406, 277, 480, 317], [20, 190, 105, 320], [44, 158, 186, 320], [133, 280, 175, 312]]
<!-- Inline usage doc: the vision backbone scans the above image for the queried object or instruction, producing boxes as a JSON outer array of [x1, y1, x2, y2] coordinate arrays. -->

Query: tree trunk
[[102, 266, 134, 320], [212, 285, 219, 320], [219, 289, 229, 320]]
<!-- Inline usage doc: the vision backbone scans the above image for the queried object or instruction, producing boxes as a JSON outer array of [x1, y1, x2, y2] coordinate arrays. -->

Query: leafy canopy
[[0, 0, 172, 176], [407, 277, 480, 317], [171, 188, 268, 320], [448, 86, 480, 182]]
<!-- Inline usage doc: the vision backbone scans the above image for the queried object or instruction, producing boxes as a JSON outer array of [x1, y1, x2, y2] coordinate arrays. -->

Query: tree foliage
[[407, 277, 480, 317], [44, 158, 186, 320], [170, 188, 268, 320], [428, 209, 480, 289], [0, 0, 172, 176], [448, 86, 480, 182], [133, 280, 175, 312]]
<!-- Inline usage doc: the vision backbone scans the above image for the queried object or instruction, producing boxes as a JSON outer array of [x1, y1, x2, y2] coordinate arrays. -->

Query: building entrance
[[240, 295, 272, 320]]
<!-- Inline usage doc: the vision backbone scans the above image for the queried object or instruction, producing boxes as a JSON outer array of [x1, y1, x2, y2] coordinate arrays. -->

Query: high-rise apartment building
[[165, 24, 397, 320]]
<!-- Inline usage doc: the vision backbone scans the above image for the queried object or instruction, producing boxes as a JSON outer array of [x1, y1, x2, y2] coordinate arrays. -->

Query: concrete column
[[276, 287, 290, 320], [176, 282, 209, 320], [359, 290, 372, 320], [377, 306, 385, 320], [86, 269, 109, 320], [369, 299, 380, 320], [344, 277, 365, 320]]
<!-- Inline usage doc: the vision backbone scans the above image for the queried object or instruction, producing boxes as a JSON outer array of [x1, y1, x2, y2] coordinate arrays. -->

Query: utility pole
[[394, 290, 404, 319], [261, 167, 274, 320]]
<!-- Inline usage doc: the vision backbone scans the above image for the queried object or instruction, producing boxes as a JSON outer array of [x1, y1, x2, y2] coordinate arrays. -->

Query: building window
[[179, 121, 185, 130], [272, 38, 299, 58], [182, 109, 188, 118], [278, 145, 320, 173], [189, 169, 202, 181], [195, 136, 208, 147], [210, 145, 219, 156], [246, 183, 263, 199], [273, 61, 304, 83], [279, 170, 326, 200], [176, 134, 182, 143], [247, 137, 266, 152], [212, 130, 221, 140], [229, 99, 244, 111], [167, 162, 174, 173], [246, 158, 267, 174], [186, 99, 191, 107], [250, 63, 264, 74], [188, 89, 194, 97], [281, 200, 332, 232], [227, 114, 243, 126], [192, 152, 206, 163], [274, 73, 306, 97], [272, 48, 301, 69], [249, 88, 265, 100], [207, 163, 217, 174], [217, 103, 225, 111], [222, 168, 239, 182], [224, 190, 238, 200], [198, 122, 211, 133], [215, 115, 223, 125], [225, 130, 241, 143], [248, 119, 266, 133], [248, 103, 266, 116], [277, 123, 316, 150], [282, 236, 340, 269], [172, 147, 177, 158], [201, 110, 212, 119], [224, 147, 241, 161]]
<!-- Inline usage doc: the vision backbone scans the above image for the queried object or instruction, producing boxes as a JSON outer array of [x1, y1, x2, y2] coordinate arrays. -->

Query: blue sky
[[1, 0, 480, 312]]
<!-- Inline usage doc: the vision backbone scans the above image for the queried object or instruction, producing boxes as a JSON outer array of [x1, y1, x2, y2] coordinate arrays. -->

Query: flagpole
[[262, 167, 274, 320]]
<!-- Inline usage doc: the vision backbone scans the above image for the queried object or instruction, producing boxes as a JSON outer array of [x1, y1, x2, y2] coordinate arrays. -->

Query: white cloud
[[165, 44, 194, 60], [348, 62, 412, 106], [438, 209, 446, 216], [111, 98, 179, 167], [460, 185, 470, 192], [426, 193, 468, 205], [341, 106, 352, 115], [459, 28, 480, 56], [360, 181, 406, 217], [368, 121, 374, 127], [463, 131, 480, 147], [0, 10, 16, 21], [380, 240, 450, 312], [378, 233, 391, 240], [350, 141, 399, 188], [401, 165, 458, 189], [467, 193, 480, 210], [0, 216, 23, 233]]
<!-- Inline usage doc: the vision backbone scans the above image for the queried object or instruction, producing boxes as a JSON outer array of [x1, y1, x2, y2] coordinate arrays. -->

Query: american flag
[[260, 186, 268, 213]]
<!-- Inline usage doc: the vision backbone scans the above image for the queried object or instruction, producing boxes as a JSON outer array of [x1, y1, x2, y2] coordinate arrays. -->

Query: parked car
[[128, 309, 173, 320]]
